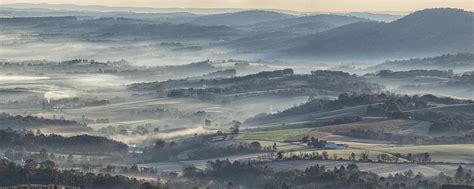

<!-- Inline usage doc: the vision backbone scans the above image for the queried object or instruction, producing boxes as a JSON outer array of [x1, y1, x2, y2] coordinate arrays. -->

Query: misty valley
[[0, 4, 473, 189]]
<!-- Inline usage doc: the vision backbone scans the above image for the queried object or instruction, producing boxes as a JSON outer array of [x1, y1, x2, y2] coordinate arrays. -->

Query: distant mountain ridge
[[0, 7, 471, 62], [345, 12, 404, 22], [0, 16, 242, 40], [225, 14, 372, 52], [244, 14, 370, 34], [190, 10, 295, 26], [266, 8, 474, 60], [0, 3, 244, 14]]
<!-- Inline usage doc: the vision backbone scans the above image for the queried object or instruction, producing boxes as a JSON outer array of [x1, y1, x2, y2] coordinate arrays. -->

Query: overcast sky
[[0, 0, 472, 12]]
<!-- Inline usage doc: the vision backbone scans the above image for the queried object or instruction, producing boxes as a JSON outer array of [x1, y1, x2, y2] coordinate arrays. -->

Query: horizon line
[[3, 2, 469, 15]]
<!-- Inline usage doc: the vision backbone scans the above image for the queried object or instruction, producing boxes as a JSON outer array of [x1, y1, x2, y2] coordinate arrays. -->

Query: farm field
[[0, 3, 473, 189], [294, 144, 474, 163], [372, 144, 474, 163], [234, 126, 474, 164], [315, 119, 432, 136], [235, 128, 312, 142]]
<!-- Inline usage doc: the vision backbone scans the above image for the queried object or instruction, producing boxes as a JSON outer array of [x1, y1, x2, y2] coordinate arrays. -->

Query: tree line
[[0, 129, 128, 155]]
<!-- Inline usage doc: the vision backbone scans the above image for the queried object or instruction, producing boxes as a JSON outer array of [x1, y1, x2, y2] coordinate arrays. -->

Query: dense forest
[[0, 113, 84, 129], [0, 129, 128, 154], [129, 69, 380, 99], [374, 69, 454, 78], [1, 5, 473, 189], [183, 159, 473, 189], [249, 93, 472, 122], [370, 53, 474, 71], [0, 158, 142, 189], [1, 157, 472, 189], [142, 136, 271, 161]]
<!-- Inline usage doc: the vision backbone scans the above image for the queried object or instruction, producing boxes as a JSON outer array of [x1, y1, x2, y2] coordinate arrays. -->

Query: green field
[[309, 144, 474, 163], [235, 128, 474, 163], [235, 128, 312, 142]]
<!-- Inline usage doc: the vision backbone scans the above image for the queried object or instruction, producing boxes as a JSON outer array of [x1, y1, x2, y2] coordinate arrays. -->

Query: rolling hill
[[368, 53, 474, 71], [240, 8, 474, 60], [190, 10, 295, 26], [345, 12, 403, 22], [243, 14, 370, 34], [0, 16, 242, 40]]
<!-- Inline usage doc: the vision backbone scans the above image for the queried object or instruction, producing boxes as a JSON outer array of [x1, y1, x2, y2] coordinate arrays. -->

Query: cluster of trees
[[413, 110, 474, 133], [375, 69, 454, 78], [342, 128, 385, 140], [143, 139, 182, 162], [0, 158, 199, 189], [251, 93, 473, 138], [375, 152, 432, 163], [418, 94, 473, 105], [137, 68, 295, 91], [275, 151, 371, 162], [443, 71, 474, 89], [1, 157, 471, 189], [0, 59, 223, 81], [453, 166, 473, 185], [0, 158, 141, 189], [42, 97, 113, 111], [250, 93, 385, 122], [331, 125, 474, 145], [275, 151, 335, 161], [130, 69, 379, 101], [0, 59, 131, 75], [0, 113, 83, 129], [405, 153, 431, 163], [190, 141, 274, 160], [367, 101, 410, 118], [98, 123, 163, 137], [375, 153, 400, 163], [0, 129, 128, 155], [338, 127, 470, 145], [302, 93, 474, 117], [459, 72, 474, 83], [182, 159, 471, 189], [4, 147, 75, 165], [197, 69, 237, 79], [143, 137, 271, 161], [254, 93, 458, 123], [162, 69, 296, 98], [373, 53, 474, 71], [97, 164, 159, 177], [182, 159, 373, 188], [302, 136, 328, 148], [366, 94, 471, 119], [274, 150, 433, 164]]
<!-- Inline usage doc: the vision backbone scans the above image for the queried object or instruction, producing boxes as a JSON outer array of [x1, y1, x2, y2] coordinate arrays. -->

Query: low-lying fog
[[0, 36, 239, 66]]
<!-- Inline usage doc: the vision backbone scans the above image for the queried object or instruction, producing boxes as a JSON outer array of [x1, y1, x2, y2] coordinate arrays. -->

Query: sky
[[0, 0, 472, 12]]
